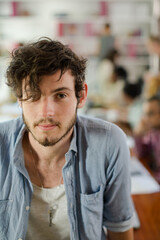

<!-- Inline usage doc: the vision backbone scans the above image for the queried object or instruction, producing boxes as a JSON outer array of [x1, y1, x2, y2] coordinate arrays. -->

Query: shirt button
[[26, 206, 30, 211]]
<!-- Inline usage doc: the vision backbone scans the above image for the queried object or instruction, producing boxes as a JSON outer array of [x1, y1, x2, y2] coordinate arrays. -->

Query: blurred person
[[147, 35, 160, 55], [134, 95, 160, 183], [144, 74, 160, 98], [143, 35, 160, 98], [121, 80, 143, 129], [98, 23, 116, 61], [97, 48, 127, 107], [0, 38, 133, 240]]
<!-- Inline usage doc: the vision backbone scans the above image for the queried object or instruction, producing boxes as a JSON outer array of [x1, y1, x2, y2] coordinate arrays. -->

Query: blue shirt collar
[[13, 117, 78, 166], [68, 124, 77, 153]]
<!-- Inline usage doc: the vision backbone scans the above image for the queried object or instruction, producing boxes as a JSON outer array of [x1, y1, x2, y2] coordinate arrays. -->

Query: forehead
[[40, 69, 74, 85], [22, 69, 75, 92], [143, 100, 160, 112]]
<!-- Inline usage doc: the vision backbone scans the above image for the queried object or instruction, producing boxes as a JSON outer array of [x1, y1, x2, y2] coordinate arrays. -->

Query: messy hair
[[6, 37, 87, 101], [146, 95, 160, 106]]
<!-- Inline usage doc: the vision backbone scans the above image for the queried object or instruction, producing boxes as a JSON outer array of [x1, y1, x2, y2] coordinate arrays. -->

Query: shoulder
[[0, 116, 24, 144], [0, 116, 24, 131], [77, 114, 111, 130], [76, 115, 130, 171], [77, 115, 127, 146]]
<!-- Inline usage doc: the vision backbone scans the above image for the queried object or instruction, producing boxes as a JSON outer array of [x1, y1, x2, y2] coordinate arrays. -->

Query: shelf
[[0, 0, 153, 85], [118, 56, 150, 66], [0, 0, 153, 2], [0, 14, 153, 23], [119, 36, 148, 43]]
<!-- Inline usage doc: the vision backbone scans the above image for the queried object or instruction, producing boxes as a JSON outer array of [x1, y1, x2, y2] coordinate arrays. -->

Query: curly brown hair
[[6, 38, 87, 101]]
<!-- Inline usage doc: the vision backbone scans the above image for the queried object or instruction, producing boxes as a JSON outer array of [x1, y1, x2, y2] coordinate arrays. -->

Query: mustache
[[33, 118, 61, 127]]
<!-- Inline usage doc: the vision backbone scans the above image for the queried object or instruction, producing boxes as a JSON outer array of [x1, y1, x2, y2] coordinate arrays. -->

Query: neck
[[23, 129, 74, 188], [25, 128, 73, 167]]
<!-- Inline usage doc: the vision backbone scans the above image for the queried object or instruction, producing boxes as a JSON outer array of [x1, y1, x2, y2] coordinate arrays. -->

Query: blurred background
[[0, 0, 160, 124], [1, 2, 160, 236]]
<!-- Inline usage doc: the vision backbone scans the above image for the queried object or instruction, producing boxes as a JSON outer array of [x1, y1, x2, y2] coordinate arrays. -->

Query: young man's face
[[143, 100, 160, 129], [20, 70, 87, 146]]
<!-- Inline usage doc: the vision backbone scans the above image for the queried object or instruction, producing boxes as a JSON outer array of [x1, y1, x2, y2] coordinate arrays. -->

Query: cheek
[[64, 106, 77, 117], [22, 104, 37, 119], [64, 100, 77, 111]]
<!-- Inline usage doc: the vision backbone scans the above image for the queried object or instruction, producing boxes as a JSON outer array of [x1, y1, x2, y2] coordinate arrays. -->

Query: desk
[[132, 192, 160, 240]]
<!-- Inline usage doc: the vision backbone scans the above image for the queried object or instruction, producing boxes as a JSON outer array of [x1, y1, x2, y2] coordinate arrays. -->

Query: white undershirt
[[26, 184, 70, 240]]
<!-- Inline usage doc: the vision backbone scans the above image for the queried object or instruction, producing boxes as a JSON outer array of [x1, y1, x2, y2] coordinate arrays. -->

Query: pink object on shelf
[[99, 1, 108, 16], [11, 1, 19, 16], [127, 43, 137, 58], [58, 23, 64, 37]]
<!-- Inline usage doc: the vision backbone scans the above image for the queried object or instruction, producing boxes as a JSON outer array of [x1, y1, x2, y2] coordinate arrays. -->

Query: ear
[[77, 83, 88, 109]]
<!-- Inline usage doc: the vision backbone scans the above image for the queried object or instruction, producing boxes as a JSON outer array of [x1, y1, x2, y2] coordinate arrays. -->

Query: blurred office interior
[[1, 1, 160, 138], [0, 0, 159, 115], [0, 1, 160, 240]]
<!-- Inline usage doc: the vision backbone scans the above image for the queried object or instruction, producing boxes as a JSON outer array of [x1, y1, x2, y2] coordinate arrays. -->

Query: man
[[0, 38, 133, 240], [122, 81, 143, 129], [134, 95, 160, 184], [98, 23, 116, 61], [143, 35, 160, 98]]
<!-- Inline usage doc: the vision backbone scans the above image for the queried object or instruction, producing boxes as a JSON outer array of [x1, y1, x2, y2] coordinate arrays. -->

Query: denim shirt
[[0, 115, 133, 240]]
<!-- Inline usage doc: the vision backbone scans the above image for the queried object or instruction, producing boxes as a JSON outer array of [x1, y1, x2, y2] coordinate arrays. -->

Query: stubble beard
[[22, 110, 77, 147]]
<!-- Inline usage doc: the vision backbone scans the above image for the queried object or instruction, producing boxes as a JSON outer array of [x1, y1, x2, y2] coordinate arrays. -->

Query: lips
[[37, 124, 57, 131], [34, 118, 60, 130]]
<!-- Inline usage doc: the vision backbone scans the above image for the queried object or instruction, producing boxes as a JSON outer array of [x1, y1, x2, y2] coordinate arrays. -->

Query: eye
[[56, 93, 67, 99]]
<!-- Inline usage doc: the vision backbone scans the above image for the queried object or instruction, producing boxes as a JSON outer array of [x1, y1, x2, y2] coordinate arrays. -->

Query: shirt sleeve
[[103, 123, 134, 232]]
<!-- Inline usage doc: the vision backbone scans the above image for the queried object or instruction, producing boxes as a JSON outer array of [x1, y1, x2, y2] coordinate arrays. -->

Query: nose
[[40, 97, 55, 118]]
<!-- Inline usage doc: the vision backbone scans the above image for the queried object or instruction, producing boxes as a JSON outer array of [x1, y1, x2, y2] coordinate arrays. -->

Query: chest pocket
[[79, 184, 104, 240], [0, 200, 13, 240]]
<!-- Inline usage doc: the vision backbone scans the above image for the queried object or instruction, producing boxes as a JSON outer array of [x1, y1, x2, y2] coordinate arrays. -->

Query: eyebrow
[[50, 87, 73, 93]]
